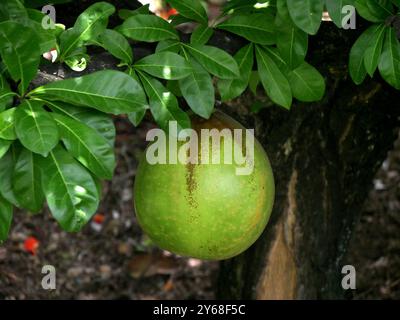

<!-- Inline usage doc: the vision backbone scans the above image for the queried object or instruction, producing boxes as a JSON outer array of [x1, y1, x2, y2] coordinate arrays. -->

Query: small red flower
[[24, 237, 39, 255], [93, 213, 105, 224], [159, 7, 179, 20], [167, 8, 178, 16]]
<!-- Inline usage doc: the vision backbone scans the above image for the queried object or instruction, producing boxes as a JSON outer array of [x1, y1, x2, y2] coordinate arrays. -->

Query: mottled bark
[[217, 23, 400, 299]]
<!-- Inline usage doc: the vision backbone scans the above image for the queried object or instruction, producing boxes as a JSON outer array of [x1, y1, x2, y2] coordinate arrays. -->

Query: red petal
[[24, 237, 39, 255], [168, 8, 178, 16], [93, 213, 105, 224]]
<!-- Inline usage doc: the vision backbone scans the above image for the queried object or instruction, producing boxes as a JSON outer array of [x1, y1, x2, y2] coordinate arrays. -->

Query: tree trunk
[[217, 23, 400, 299]]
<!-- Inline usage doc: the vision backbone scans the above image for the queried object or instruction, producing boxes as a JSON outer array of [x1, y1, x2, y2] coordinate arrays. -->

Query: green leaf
[[364, 24, 386, 76], [117, 14, 179, 42], [378, 26, 400, 89], [29, 70, 147, 115], [287, 62, 325, 102], [217, 13, 276, 45], [166, 0, 208, 23], [69, 109, 116, 147], [63, 47, 88, 70], [249, 71, 260, 95], [264, 46, 291, 74], [0, 194, 13, 242], [167, 80, 183, 97], [59, 29, 80, 57], [0, 75, 14, 111], [0, 0, 28, 23], [60, 2, 115, 60], [26, 9, 58, 53], [139, 72, 191, 132], [62, 46, 87, 60], [366, 0, 394, 20], [127, 66, 140, 82], [15, 100, 59, 156], [179, 58, 215, 119], [126, 69, 148, 127], [190, 24, 214, 45], [156, 39, 181, 53], [52, 113, 116, 180], [256, 46, 292, 109], [325, 0, 355, 28], [46, 101, 116, 147], [118, 4, 150, 19], [276, 0, 291, 20], [276, 17, 308, 70], [218, 43, 254, 102], [355, 0, 391, 22], [354, 0, 379, 21], [99, 29, 133, 64], [286, 0, 324, 35], [65, 54, 88, 72], [0, 21, 40, 95], [0, 108, 17, 140], [128, 110, 147, 127], [12, 148, 44, 212], [40, 145, 99, 232], [91, 174, 103, 201], [170, 14, 192, 27], [183, 44, 240, 79], [0, 139, 11, 160], [349, 25, 382, 84], [0, 148, 20, 207], [6, 4, 61, 46], [135, 52, 192, 80]]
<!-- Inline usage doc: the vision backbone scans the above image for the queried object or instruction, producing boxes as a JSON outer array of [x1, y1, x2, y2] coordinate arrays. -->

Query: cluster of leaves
[[349, 0, 400, 89], [0, 0, 144, 241], [0, 0, 400, 241]]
